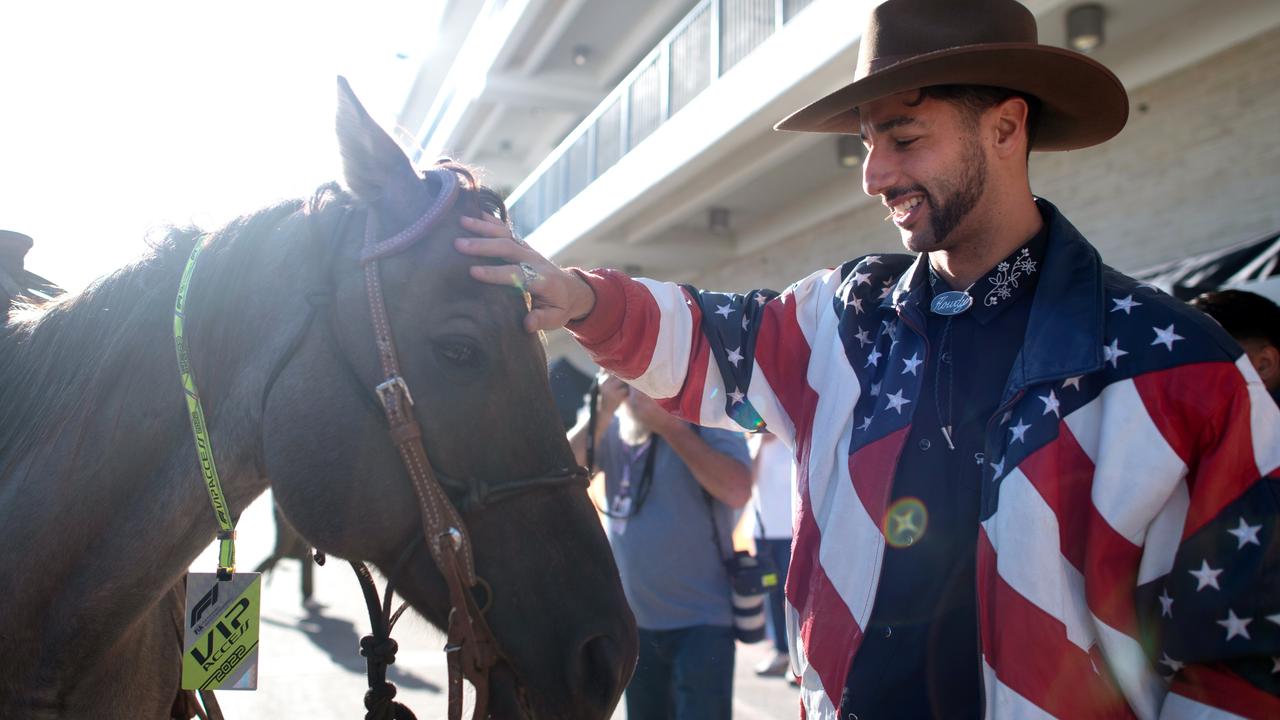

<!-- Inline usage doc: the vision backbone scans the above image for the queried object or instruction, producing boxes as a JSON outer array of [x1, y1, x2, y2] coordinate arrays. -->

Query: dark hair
[[911, 85, 1042, 155], [1190, 290, 1280, 349]]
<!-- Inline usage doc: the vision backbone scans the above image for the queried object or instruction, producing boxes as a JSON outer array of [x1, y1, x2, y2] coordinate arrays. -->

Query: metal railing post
[[710, 0, 721, 79], [586, 122, 598, 183], [558, 157, 568, 214], [659, 40, 672, 122], [620, 82, 632, 155]]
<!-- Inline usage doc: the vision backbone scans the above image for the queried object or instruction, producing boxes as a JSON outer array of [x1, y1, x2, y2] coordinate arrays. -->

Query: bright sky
[[2, 1, 444, 290]]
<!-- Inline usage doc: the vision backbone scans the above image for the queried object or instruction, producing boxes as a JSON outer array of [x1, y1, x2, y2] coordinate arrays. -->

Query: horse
[[0, 79, 637, 719]]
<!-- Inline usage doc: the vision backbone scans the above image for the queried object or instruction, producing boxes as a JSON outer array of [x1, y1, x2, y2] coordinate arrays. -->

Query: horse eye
[[435, 339, 482, 368]]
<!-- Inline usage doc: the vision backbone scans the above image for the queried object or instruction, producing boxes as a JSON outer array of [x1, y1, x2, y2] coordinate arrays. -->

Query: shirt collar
[[927, 218, 1049, 325], [883, 198, 1107, 393]]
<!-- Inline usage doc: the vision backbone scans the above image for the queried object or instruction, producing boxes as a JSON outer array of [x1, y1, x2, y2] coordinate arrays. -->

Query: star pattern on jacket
[[1152, 324, 1185, 351], [1112, 294, 1142, 314]]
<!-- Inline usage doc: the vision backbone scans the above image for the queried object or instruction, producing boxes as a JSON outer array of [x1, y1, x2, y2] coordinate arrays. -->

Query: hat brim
[[775, 43, 1128, 151]]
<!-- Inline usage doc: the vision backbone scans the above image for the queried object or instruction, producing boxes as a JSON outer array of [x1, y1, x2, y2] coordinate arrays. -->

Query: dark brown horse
[[0, 81, 636, 719]]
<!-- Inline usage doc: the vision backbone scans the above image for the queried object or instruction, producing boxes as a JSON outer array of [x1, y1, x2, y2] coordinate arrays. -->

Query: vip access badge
[[182, 572, 261, 691]]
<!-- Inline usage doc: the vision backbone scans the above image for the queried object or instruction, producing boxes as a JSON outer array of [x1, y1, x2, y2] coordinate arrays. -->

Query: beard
[[897, 140, 989, 251], [616, 405, 652, 447]]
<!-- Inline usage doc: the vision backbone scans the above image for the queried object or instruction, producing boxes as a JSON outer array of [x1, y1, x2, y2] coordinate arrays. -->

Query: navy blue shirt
[[842, 219, 1049, 719]]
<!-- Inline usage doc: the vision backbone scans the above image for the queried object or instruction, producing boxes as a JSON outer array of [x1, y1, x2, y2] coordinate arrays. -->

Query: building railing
[[506, 0, 815, 239]]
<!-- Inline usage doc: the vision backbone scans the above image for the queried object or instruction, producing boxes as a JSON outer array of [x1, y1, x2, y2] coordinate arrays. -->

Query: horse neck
[[0, 207, 325, 697]]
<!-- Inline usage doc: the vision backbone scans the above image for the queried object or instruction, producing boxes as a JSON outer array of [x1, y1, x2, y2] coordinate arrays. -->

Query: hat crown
[[857, 0, 1039, 77]]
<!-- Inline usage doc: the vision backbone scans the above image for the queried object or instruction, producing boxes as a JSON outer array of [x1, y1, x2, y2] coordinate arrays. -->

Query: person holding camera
[[569, 374, 751, 720]]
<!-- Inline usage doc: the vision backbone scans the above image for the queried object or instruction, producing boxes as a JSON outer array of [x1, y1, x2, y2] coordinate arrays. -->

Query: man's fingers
[[460, 214, 515, 238], [469, 263, 528, 288], [455, 236, 532, 261]]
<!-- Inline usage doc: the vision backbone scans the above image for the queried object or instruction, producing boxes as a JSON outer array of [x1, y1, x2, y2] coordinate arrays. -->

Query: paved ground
[[191, 494, 800, 719]]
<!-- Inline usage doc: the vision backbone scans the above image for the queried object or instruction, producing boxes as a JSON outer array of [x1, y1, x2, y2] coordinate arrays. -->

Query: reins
[[176, 167, 587, 720]]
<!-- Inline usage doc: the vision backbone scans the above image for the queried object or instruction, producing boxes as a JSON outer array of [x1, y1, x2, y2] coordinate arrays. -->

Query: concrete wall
[[691, 26, 1280, 294]]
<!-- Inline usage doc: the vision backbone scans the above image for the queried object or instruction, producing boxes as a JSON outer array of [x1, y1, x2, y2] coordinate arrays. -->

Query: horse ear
[[335, 76, 417, 204]]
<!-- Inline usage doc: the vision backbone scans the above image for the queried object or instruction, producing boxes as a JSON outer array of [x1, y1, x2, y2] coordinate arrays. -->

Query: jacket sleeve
[[565, 266, 846, 449], [1142, 356, 1280, 718]]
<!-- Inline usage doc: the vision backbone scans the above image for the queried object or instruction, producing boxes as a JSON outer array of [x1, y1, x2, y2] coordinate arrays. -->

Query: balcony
[[506, 0, 817, 241]]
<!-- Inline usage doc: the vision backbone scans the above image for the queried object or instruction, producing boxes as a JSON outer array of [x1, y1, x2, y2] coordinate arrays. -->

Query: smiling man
[[458, 0, 1280, 717]]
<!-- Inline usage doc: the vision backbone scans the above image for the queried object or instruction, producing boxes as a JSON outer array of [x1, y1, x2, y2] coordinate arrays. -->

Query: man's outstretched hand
[[456, 215, 597, 333]]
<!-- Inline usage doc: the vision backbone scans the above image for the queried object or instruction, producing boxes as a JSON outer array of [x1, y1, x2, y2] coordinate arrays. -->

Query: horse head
[[259, 80, 636, 718]]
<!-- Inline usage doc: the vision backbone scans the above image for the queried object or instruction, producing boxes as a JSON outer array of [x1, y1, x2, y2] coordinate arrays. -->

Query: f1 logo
[[191, 582, 219, 628]]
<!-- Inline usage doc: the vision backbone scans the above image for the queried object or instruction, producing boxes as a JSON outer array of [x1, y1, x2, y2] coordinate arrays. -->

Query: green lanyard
[[174, 239, 236, 580]]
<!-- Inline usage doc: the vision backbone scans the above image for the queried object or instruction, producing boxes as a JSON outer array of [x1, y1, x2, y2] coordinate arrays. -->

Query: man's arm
[[660, 424, 752, 508], [1133, 357, 1280, 718], [566, 374, 628, 467], [628, 391, 752, 508], [457, 214, 849, 448]]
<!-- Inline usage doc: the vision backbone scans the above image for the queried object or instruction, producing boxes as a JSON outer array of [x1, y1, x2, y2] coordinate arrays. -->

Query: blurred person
[[464, 1, 1280, 717], [746, 432, 794, 678], [1191, 289, 1280, 397], [569, 374, 752, 720]]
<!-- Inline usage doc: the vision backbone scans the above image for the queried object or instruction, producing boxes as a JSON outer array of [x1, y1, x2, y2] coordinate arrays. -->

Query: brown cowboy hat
[[775, 0, 1129, 151]]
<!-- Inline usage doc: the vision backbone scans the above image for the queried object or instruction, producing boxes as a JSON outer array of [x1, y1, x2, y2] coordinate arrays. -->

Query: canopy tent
[[1134, 230, 1280, 302]]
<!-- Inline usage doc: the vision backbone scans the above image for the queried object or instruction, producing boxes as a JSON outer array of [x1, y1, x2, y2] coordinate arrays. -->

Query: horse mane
[[0, 160, 508, 475], [0, 198, 311, 473]]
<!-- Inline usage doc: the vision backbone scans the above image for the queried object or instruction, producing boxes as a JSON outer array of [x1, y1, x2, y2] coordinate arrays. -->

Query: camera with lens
[[726, 550, 778, 643]]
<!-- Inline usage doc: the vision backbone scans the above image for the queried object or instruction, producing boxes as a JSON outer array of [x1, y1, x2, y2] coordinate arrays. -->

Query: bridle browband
[[252, 167, 588, 719]]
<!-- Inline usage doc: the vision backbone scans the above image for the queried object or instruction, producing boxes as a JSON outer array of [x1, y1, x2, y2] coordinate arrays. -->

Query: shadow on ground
[[264, 606, 441, 693]]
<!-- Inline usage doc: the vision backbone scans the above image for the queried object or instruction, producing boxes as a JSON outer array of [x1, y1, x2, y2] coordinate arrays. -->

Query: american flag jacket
[[567, 199, 1280, 718]]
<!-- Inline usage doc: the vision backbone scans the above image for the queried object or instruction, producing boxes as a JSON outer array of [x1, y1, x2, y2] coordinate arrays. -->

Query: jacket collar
[[882, 198, 1105, 392]]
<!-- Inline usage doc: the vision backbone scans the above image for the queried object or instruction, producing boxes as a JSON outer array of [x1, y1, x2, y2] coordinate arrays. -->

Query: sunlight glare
[[1, 0, 444, 291]]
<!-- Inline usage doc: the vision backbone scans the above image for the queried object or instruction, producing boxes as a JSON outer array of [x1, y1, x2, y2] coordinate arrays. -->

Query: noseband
[[263, 167, 588, 719]]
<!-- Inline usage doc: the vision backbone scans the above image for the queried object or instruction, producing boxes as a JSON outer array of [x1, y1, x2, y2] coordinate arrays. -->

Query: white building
[[400, 0, 1280, 361]]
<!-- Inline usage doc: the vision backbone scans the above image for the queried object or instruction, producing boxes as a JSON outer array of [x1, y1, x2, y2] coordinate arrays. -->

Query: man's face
[[1238, 337, 1280, 392], [859, 90, 990, 254]]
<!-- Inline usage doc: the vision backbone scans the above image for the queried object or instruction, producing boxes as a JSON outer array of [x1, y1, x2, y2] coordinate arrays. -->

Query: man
[[459, 1, 1280, 717], [746, 432, 795, 678], [1191, 290, 1280, 397], [567, 374, 752, 720]]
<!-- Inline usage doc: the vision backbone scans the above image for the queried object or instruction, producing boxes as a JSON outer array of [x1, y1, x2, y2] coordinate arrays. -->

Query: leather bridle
[[264, 167, 588, 719]]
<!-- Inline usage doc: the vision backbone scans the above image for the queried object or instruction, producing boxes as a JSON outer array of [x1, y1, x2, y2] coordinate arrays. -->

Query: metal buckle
[[375, 376, 414, 409]]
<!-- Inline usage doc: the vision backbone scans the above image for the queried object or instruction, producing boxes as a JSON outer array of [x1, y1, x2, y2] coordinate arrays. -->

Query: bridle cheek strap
[[358, 173, 503, 717], [360, 211, 478, 585]]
